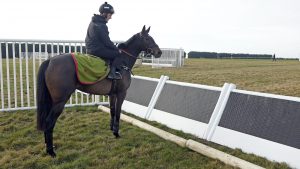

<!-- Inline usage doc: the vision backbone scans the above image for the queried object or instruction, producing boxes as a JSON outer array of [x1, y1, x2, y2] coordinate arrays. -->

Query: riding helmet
[[99, 2, 115, 14]]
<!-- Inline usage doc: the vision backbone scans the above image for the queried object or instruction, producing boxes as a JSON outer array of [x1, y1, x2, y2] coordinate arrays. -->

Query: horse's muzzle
[[147, 48, 162, 58]]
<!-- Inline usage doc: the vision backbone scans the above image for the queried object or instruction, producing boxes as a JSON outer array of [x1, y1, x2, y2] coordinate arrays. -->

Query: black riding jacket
[[85, 14, 119, 60]]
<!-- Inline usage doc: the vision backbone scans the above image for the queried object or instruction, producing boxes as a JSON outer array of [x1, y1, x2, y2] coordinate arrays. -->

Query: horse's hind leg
[[44, 101, 66, 157]]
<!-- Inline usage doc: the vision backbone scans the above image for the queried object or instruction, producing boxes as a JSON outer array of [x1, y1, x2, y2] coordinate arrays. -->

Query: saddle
[[71, 52, 110, 84]]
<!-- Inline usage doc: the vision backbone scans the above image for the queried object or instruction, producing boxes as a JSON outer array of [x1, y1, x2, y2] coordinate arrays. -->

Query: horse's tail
[[37, 59, 52, 131]]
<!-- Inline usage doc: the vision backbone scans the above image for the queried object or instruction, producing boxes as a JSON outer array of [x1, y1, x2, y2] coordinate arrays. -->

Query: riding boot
[[108, 66, 122, 80]]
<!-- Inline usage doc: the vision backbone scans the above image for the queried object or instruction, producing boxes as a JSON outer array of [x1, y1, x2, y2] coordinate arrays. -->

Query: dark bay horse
[[36, 26, 162, 157]]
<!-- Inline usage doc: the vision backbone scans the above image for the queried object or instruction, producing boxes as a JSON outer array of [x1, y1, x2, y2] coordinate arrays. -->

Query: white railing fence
[[0, 39, 184, 111], [142, 48, 184, 68], [122, 75, 300, 169], [0, 39, 108, 112]]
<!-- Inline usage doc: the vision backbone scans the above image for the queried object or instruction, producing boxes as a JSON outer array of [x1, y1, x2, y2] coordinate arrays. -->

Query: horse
[[36, 26, 162, 157]]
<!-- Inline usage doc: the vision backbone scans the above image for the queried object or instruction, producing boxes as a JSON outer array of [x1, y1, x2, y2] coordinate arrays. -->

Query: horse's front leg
[[109, 95, 117, 131], [112, 92, 126, 138]]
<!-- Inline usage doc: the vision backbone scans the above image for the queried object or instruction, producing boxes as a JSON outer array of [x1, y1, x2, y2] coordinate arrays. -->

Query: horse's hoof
[[47, 149, 56, 158], [113, 132, 120, 138]]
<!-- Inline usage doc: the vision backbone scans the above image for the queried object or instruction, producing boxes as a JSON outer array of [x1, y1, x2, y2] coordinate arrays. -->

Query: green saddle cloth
[[71, 52, 110, 84]]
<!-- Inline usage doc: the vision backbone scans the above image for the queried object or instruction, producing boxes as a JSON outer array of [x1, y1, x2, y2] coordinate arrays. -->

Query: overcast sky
[[1, 0, 300, 58]]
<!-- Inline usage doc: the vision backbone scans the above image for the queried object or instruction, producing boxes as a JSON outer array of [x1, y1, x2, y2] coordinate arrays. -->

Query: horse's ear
[[141, 25, 150, 35], [142, 25, 146, 33], [146, 26, 151, 34]]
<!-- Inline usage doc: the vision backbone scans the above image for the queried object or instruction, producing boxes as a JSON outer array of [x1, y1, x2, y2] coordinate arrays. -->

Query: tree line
[[188, 51, 272, 59]]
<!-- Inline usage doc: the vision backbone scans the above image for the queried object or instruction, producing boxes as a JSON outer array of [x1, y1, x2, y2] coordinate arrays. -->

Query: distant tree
[[187, 51, 272, 59]]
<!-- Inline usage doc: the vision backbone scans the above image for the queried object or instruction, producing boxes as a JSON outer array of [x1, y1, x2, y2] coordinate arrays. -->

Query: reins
[[119, 49, 136, 76], [120, 49, 136, 59]]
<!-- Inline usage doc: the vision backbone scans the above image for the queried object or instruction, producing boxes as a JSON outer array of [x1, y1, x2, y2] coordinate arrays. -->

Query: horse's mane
[[117, 34, 137, 49]]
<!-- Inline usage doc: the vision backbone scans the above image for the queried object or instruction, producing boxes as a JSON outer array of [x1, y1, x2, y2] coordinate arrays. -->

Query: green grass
[[0, 106, 290, 169], [133, 59, 300, 97], [1, 107, 232, 169], [1, 58, 297, 168]]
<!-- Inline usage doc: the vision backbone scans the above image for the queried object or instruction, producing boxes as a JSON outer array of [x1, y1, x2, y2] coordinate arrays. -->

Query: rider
[[85, 2, 122, 80]]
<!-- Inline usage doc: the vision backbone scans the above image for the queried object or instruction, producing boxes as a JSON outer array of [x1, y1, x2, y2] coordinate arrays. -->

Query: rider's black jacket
[[85, 14, 119, 60]]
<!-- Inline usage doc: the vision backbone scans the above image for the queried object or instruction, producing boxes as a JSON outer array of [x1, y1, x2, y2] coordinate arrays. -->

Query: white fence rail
[[122, 75, 300, 169], [0, 39, 184, 111], [142, 48, 184, 68], [0, 39, 109, 111]]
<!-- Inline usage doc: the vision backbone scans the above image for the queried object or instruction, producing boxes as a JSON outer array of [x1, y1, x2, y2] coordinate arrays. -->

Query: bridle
[[120, 48, 153, 59], [119, 33, 156, 59], [119, 47, 152, 76], [120, 49, 136, 59]]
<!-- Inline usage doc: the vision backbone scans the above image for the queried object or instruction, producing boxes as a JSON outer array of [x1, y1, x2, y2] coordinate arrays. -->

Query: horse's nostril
[[158, 51, 162, 55]]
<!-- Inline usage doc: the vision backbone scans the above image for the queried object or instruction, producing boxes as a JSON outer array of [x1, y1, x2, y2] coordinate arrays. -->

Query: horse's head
[[139, 26, 162, 58], [118, 26, 162, 59]]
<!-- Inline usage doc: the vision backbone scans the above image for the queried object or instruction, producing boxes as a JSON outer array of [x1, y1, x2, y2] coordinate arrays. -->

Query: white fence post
[[0, 43, 4, 109], [19, 42, 24, 107], [5, 43, 11, 108], [12, 42, 17, 108], [145, 75, 169, 119], [206, 83, 236, 141], [33, 43, 37, 107], [25, 42, 30, 107], [203, 83, 230, 139]]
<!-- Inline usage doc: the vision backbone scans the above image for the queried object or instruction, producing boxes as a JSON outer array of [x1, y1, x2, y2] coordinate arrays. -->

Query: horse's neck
[[121, 47, 140, 69], [126, 46, 141, 57]]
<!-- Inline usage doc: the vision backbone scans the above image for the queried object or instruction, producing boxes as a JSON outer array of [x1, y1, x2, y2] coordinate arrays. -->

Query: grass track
[[0, 106, 290, 169], [134, 59, 300, 97], [1, 58, 296, 168]]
